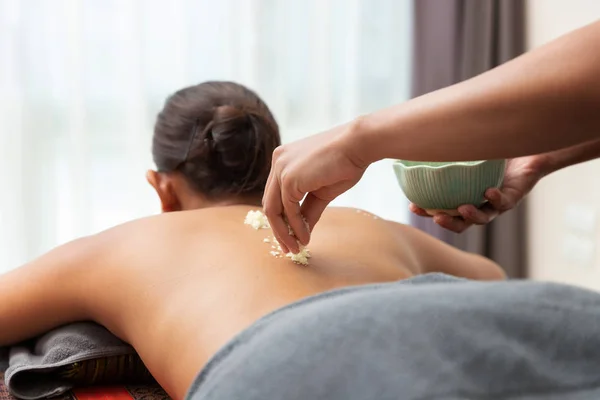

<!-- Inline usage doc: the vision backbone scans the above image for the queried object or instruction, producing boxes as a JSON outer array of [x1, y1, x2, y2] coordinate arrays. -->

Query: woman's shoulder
[[322, 206, 385, 221]]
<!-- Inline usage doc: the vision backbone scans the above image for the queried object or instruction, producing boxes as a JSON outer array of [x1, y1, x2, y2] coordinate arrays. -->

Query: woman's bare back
[[0, 206, 503, 399], [88, 206, 420, 397]]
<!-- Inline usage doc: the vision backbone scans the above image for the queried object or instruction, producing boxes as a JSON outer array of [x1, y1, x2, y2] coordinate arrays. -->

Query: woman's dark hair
[[152, 81, 280, 199]]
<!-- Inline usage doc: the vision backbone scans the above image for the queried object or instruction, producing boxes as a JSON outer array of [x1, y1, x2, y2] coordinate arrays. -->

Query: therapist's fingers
[[485, 188, 516, 212], [433, 203, 500, 233], [457, 204, 499, 225], [281, 194, 305, 253], [408, 203, 431, 218], [262, 151, 278, 217], [433, 214, 472, 233], [262, 161, 275, 209], [263, 176, 291, 254], [300, 193, 329, 233]]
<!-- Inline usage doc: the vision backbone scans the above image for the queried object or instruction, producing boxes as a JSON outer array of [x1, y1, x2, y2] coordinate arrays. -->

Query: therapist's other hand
[[409, 156, 545, 233], [262, 123, 367, 254]]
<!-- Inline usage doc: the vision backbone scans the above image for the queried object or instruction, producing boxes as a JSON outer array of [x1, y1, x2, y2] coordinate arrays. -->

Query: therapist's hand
[[262, 123, 368, 254], [409, 156, 546, 233]]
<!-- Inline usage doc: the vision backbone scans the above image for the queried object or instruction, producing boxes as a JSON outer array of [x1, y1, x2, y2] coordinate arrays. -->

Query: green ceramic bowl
[[392, 159, 507, 216]]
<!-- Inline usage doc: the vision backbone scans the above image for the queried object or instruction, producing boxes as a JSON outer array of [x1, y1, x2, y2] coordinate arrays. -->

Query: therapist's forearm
[[536, 138, 600, 176], [352, 20, 600, 164]]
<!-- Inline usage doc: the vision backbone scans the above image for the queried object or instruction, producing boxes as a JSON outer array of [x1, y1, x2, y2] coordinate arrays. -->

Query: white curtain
[[0, 0, 413, 272]]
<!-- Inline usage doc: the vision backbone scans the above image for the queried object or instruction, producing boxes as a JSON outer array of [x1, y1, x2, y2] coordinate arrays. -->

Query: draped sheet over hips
[[186, 273, 600, 400]]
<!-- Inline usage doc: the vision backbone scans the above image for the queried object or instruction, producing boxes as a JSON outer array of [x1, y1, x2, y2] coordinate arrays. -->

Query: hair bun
[[208, 105, 255, 170], [153, 81, 280, 199], [210, 105, 251, 143], [199, 104, 277, 194]]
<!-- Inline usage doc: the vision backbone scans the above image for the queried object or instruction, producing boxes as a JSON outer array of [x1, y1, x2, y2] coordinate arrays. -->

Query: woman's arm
[[0, 236, 102, 346], [391, 222, 506, 281], [356, 20, 600, 164]]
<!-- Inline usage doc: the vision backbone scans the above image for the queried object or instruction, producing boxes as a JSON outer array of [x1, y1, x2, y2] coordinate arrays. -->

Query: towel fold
[[1, 322, 154, 400]]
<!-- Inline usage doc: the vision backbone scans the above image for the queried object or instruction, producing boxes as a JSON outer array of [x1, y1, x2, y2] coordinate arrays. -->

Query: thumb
[[486, 188, 517, 212], [300, 193, 330, 234]]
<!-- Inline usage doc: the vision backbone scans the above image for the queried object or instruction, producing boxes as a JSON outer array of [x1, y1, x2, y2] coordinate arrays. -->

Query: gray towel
[[0, 347, 8, 372], [187, 273, 600, 400], [1, 322, 140, 399]]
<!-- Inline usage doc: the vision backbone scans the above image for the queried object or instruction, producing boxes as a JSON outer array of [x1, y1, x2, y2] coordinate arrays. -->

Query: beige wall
[[526, 1, 600, 289]]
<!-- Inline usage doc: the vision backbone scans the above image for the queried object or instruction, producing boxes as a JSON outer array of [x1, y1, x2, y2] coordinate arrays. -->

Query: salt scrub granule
[[354, 208, 381, 221], [285, 217, 311, 236], [285, 245, 312, 266], [244, 210, 270, 230], [303, 217, 310, 233], [282, 220, 312, 265], [275, 229, 312, 266], [244, 210, 312, 264]]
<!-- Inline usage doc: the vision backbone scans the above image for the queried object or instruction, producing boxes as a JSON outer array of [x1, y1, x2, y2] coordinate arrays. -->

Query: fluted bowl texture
[[393, 159, 506, 214]]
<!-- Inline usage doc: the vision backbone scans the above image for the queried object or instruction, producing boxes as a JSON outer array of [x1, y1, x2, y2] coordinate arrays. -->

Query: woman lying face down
[[0, 81, 505, 399]]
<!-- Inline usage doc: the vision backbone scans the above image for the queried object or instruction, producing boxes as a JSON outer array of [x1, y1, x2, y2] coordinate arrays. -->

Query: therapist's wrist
[[341, 115, 381, 168], [527, 152, 560, 178]]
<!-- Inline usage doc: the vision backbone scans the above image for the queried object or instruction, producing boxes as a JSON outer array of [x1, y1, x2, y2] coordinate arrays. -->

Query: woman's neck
[[181, 195, 262, 211]]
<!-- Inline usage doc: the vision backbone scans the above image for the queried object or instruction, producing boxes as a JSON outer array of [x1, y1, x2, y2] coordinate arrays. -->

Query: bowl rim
[[393, 159, 503, 170]]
